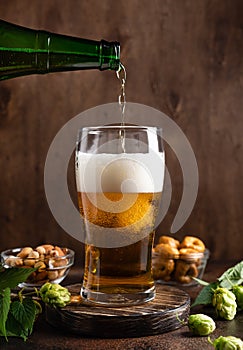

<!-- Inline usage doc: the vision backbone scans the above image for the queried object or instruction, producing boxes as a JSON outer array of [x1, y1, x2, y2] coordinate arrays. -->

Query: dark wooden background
[[0, 0, 242, 264]]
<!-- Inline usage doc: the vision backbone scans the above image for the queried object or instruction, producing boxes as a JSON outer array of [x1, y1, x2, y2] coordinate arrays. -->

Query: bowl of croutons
[[152, 235, 209, 286], [1, 244, 75, 287]]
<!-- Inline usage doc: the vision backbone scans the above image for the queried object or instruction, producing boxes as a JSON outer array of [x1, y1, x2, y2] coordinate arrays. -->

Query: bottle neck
[[36, 30, 120, 72], [0, 20, 120, 80], [99, 40, 120, 71]]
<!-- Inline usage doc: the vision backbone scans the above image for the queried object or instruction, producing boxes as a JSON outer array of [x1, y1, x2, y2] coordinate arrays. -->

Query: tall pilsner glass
[[75, 125, 165, 306]]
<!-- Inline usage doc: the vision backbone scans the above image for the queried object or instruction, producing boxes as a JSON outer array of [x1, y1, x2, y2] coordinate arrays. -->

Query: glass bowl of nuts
[[152, 235, 209, 286], [1, 244, 75, 288]]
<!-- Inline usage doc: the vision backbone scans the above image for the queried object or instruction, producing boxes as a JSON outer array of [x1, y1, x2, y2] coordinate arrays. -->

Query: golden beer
[[76, 125, 165, 305], [78, 192, 162, 296]]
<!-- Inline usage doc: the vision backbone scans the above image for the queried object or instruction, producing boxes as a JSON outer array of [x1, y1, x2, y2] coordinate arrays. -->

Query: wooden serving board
[[45, 283, 190, 338]]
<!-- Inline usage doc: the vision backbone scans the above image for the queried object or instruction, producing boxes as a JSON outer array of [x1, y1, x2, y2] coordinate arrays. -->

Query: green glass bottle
[[0, 20, 120, 81]]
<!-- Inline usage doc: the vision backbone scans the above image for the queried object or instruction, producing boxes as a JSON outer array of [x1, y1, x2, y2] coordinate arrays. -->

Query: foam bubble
[[76, 152, 165, 193]]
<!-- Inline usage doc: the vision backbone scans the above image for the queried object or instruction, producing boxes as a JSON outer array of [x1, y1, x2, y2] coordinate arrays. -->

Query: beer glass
[[75, 125, 165, 306]]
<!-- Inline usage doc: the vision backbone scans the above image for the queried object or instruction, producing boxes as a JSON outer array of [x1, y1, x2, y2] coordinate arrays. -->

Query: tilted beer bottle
[[0, 20, 120, 80]]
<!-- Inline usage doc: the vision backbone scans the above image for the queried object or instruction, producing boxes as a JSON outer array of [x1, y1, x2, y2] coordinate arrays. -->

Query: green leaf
[[0, 287, 11, 339], [218, 261, 243, 289], [191, 282, 218, 307], [4, 312, 27, 341], [10, 298, 36, 335], [0, 267, 36, 291], [0, 267, 41, 342]]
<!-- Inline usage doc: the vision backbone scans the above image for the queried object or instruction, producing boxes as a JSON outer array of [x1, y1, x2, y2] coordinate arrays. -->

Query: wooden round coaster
[[45, 283, 190, 338]]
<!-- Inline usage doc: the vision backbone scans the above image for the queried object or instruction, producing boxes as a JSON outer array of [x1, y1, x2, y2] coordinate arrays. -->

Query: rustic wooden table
[[1, 261, 242, 350]]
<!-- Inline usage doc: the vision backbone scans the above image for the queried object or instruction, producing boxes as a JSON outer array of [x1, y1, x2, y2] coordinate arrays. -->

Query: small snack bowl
[[152, 235, 209, 286], [1, 244, 75, 288]]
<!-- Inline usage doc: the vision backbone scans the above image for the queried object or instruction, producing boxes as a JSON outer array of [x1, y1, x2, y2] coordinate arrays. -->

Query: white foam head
[[76, 152, 165, 193]]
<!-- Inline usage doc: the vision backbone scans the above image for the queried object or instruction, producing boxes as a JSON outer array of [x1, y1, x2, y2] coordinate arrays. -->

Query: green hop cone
[[188, 314, 216, 336], [212, 287, 237, 320], [39, 282, 71, 307], [232, 285, 243, 310], [211, 336, 243, 350]]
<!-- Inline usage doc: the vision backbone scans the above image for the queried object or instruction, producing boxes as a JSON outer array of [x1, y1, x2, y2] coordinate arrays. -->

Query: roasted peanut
[[17, 247, 33, 258], [35, 270, 48, 281], [36, 246, 46, 255], [34, 261, 46, 271], [54, 246, 65, 256], [50, 249, 60, 257], [39, 254, 45, 261], [5, 244, 71, 284], [53, 258, 68, 267], [27, 250, 39, 259], [41, 244, 54, 254], [6, 256, 23, 267], [15, 258, 23, 266], [48, 270, 59, 280], [23, 258, 36, 267], [5, 256, 18, 267]]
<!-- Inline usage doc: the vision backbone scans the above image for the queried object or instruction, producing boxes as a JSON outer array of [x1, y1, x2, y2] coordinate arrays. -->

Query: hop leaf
[[0, 267, 40, 342], [218, 261, 243, 289], [191, 282, 218, 307], [0, 267, 36, 291], [0, 288, 11, 339], [10, 298, 37, 335], [232, 285, 243, 310]]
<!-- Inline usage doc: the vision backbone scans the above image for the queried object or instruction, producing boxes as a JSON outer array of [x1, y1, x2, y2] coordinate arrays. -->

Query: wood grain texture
[[0, 0, 242, 262], [45, 283, 190, 338]]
